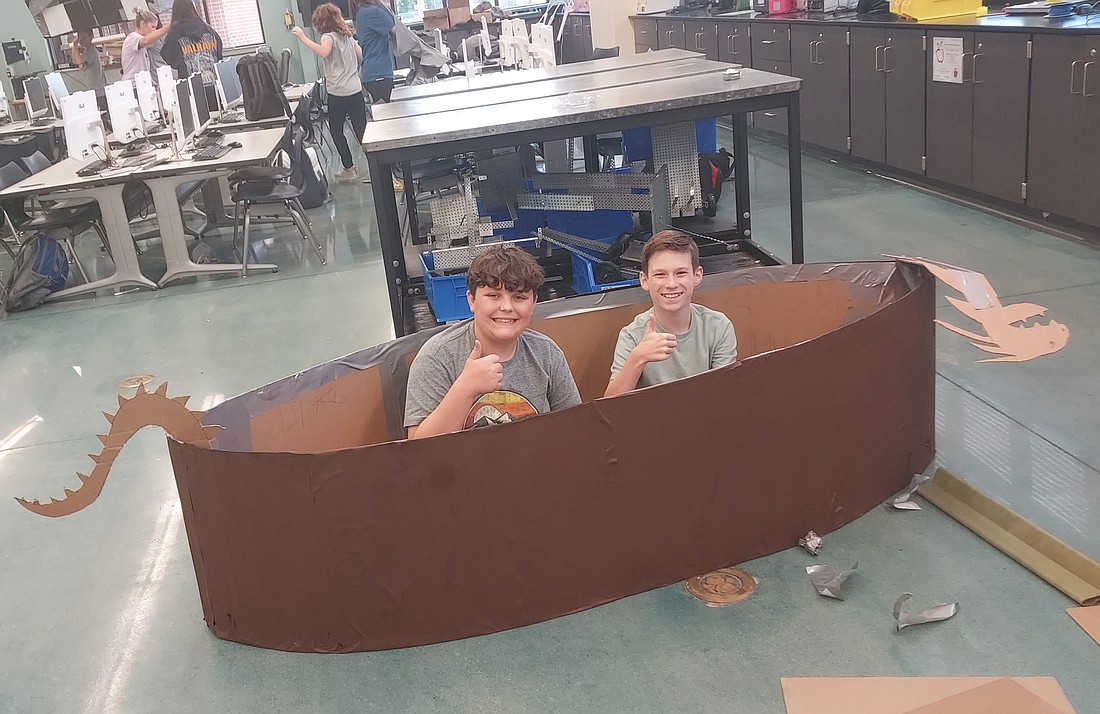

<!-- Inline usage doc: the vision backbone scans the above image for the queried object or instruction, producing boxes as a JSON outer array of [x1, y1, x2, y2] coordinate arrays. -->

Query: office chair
[[590, 46, 620, 60]]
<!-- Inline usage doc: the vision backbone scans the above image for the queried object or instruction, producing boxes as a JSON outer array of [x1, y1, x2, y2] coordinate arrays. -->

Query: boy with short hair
[[405, 245, 581, 439], [604, 230, 737, 397]]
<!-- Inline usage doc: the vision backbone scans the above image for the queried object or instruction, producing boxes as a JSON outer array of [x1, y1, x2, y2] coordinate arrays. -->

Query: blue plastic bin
[[621, 119, 718, 163], [570, 252, 639, 296], [546, 209, 634, 242], [420, 252, 472, 323]]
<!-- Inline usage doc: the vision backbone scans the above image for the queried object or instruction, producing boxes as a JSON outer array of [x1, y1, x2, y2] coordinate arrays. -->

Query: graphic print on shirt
[[465, 391, 538, 429], [178, 37, 219, 82]]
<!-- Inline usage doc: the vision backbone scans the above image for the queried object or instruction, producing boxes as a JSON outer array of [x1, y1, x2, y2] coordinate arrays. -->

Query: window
[[199, 0, 266, 49]]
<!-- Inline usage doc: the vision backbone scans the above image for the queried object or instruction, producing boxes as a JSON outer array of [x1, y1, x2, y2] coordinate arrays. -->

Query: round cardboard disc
[[685, 567, 757, 606]]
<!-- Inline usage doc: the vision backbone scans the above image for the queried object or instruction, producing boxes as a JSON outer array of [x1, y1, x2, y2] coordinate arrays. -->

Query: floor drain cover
[[118, 375, 155, 389], [685, 567, 757, 606]]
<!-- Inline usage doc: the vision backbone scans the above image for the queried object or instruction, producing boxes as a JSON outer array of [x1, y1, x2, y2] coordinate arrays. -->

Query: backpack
[[237, 54, 291, 121], [1, 233, 69, 313], [699, 149, 734, 218], [283, 125, 330, 209]]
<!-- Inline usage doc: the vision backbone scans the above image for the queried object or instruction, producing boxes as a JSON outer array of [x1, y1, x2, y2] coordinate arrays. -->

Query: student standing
[[71, 30, 107, 111], [162, 0, 223, 105], [122, 9, 171, 80], [352, 0, 395, 103], [604, 230, 737, 397], [293, 4, 365, 182]]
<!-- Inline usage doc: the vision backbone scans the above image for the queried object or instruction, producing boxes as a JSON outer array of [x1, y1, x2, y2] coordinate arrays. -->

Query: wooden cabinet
[[1028, 35, 1100, 226], [684, 20, 719, 61], [790, 25, 850, 153], [926, 31, 1029, 202], [718, 21, 751, 66], [657, 19, 687, 50], [634, 18, 658, 51], [850, 28, 925, 174]]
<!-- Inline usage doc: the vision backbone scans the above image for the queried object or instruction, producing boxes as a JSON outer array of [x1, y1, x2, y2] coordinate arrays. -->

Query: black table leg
[[368, 154, 408, 337], [401, 161, 418, 244], [732, 112, 751, 242], [787, 93, 805, 264], [582, 135, 600, 173]]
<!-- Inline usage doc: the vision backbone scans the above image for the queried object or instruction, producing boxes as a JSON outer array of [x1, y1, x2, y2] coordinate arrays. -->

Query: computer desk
[[0, 127, 286, 297], [0, 118, 64, 138]]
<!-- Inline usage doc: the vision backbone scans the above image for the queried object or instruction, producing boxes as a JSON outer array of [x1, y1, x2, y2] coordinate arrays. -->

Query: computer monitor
[[172, 77, 196, 151], [215, 58, 241, 110], [134, 71, 160, 124], [60, 91, 105, 159], [106, 80, 142, 143], [189, 73, 211, 133], [44, 72, 69, 114], [23, 76, 49, 119], [157, 65, 177, 111]]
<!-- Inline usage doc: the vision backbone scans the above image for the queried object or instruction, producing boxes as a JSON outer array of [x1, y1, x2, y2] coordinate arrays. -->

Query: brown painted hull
[[167, 262, 936, 652]]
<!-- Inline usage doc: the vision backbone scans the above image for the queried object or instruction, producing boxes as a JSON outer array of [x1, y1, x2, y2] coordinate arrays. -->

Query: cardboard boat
[[26, 261, 938, 652]]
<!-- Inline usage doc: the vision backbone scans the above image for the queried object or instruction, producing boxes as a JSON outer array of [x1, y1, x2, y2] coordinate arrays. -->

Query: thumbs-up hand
[[457, 339, 504, 397], [633, 314, 677, 365]]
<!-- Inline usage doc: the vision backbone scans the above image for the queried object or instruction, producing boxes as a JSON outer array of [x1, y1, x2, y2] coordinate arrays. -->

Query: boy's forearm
[[409, 384, 476, 439], [604, 355, 645, 397]]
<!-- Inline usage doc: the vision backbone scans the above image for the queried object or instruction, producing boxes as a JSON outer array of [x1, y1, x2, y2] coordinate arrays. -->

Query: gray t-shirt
[[404, 320, 581, 430], [323, 33, 362, 98], [611, 304, 737, 388], [83, 44, 106, 96]]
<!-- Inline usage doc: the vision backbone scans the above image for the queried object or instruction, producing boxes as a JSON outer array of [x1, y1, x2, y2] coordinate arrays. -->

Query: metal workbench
[[363, 55, 804, 336]]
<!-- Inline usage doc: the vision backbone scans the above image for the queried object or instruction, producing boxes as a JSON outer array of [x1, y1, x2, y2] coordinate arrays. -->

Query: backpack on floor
[[1, 233, 69, 313], [237, 54, 291, 122], [699, 149, 734, 218], [284, 125, 330, 209]]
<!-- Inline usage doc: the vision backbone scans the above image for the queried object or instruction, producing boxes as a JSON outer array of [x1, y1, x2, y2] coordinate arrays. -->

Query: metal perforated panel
[[652, 122, 701, 217]]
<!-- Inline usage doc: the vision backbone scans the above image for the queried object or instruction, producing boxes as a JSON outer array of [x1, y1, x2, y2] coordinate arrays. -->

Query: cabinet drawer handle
[[1071, 60, 1084, 94], [727, 34, 737, 54], [761, 40, 775, 45], [764, 112, 778, 117], [960, 51, 972, 82], [874, 45, 884, 71], [1085, 61, 1096, 97], [883, 45, 891, 73], [695, 32, 704, 50], [972, 53, 982, 84]]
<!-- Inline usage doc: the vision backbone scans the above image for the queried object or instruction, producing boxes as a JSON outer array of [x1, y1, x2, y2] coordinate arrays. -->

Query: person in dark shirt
[[352, 0, 395, 103], [161, 0, 223, 106]]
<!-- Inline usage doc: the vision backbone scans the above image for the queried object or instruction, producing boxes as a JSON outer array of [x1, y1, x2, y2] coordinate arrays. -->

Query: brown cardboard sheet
[[781, 676, 1076, 714], [1067, 606, 1100, 647], [159, 261, 935, 652]]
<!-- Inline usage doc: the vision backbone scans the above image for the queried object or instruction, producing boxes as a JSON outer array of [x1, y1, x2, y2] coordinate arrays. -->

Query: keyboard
[[76, 159, 109, 176], [219, 110, 243, 123], [193, 143, 234, 161], [194, 134, 223, 149]]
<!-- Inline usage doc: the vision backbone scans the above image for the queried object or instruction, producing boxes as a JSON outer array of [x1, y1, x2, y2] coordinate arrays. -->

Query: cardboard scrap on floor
[[1067, 606, 1100, 647], [891, 256, 1069, 363], [781, 676, 1076, 714]]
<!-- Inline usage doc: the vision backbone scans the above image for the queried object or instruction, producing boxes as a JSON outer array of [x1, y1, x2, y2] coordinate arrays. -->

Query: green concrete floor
[[1, 133, 1098, 712]]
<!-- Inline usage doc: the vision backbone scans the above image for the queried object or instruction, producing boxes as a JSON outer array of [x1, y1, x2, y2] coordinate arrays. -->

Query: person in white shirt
[[122, 9, 171, 80]]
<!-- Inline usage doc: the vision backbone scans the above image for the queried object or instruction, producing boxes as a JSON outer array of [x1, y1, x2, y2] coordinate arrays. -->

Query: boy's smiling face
[[640, 249, 703, 313], [467, 284, 536, 345]]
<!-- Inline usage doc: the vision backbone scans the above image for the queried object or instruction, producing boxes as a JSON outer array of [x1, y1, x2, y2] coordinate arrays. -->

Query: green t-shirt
[[610, 304, 737, 388]]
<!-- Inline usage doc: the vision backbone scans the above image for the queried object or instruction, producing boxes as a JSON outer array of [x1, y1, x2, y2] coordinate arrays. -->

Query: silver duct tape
[[806, 561, 858, 600], [893, 593, 959, 632], [799, 530, 823, 555]]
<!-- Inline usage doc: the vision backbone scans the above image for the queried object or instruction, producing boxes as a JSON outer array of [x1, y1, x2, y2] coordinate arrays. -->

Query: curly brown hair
[[641, 230, 699, 273], [312, 3, 353, 36], [466, 245, 545, 296]]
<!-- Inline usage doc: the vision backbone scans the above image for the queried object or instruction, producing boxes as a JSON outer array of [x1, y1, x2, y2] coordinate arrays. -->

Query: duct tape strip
[[919, 468, 1100, 606]]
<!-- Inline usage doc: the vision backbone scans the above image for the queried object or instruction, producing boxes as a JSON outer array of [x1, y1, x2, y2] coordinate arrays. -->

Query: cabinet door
[[718, 22, 750, 66], [926, 32, 974, 187], [658, 20, 686, 50], [971, 32, 1030, 204], [634, 19, 658, 50], [685, 21, 719, 61], [1027, 35, 1089, 221], [850, 28, 887, 164], [580, 16, 593, 60], [884, 30, 926, 175], [753, 60, 791, 134], [1080, 40, 1100, 227], [753, 23, 790, 62], [792, 26, 850, 153]]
